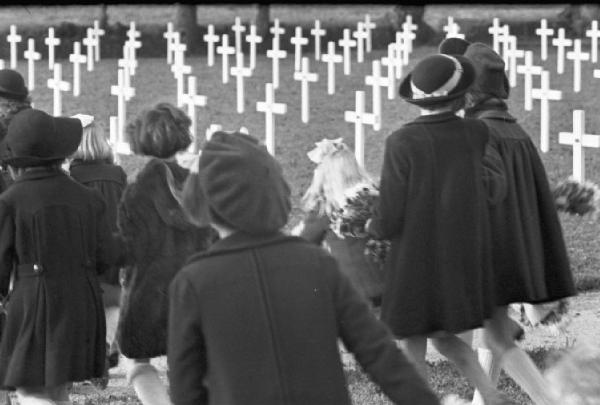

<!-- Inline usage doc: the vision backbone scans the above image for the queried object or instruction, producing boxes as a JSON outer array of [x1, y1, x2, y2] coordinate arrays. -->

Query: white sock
[[105, 306, 120, 346], [472, 348, 501, 405], [128, 363, 173, 405], [501, 347, 556, 405]]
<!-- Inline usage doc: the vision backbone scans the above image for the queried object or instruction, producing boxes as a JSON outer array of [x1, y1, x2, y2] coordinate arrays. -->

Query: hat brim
[[0, 89, 27, 101], [399, 55, 476, 107]]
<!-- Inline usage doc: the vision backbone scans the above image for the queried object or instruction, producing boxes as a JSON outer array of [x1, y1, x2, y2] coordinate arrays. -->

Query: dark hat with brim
[[0, 69, 28, 101], [463, 42, 510, 99], [0, 109, 82, 167], [399, 54, 476, 107], [182, 131, 291, 235]]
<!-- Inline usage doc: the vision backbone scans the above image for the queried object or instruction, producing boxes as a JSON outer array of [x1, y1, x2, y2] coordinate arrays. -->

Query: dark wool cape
[[0, 168, 114, 388], [116, 159, 214, 359], [470, 105, 576, 304]]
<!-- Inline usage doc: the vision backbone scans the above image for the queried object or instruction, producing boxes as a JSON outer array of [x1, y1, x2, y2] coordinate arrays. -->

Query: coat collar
[[406, 111, 461, 126], [474, 109, 516, 123], [14, 166, 66, 183]]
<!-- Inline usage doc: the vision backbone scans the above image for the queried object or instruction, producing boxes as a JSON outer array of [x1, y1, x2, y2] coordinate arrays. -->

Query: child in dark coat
[[168, 131, 439, 405], [0, 109, 115, 404]]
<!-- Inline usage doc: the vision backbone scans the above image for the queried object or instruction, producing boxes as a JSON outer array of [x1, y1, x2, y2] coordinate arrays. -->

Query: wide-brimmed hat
[[438, 37, 472, 55], [0, 109, 83, 167], [399, 54, 476, 107], [463, 42, 510, 99], [0, 69, 28, 101], [181, 131, 291, 235]]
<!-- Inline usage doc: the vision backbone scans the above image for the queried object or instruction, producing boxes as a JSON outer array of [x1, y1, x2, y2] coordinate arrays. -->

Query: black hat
[[463, 42, 510, 99], [0, 69, 28, 101], [438, 37, 471, 55], [181, 131, 291, 235], [399, 54, 476, 107], [0, 109, 83, 167]]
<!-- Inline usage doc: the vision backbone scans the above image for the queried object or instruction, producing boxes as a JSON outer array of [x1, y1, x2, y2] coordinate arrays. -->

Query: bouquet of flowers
[[553, 177, 600, 217], [329, 183, 390, 263]]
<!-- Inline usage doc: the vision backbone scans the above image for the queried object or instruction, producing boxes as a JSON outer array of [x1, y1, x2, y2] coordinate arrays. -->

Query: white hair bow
[[307, 137, 344, 164]]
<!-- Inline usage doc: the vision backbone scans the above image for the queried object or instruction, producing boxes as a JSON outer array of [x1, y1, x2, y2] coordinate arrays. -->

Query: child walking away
[[0, 109, 116, 404], [367, 54, 514, 405], [297, 138, 384, 305], [168, 131, 440, 405], [69, 114, 128, 384]]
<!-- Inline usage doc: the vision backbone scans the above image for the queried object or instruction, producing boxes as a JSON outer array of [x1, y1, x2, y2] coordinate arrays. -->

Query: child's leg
[[397, 336, 428, 379], [15, 387, 55, 405], [483, 307, 557, 405], [0, 390, 11, 405], [125, 358, 173, 405]]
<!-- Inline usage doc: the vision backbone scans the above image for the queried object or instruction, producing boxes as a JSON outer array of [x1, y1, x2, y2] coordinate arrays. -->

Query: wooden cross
[[443, 17, 465, 39], [109, 116, 119, 148], [488, 18, 503, 54], [380, 43, 397, 100], [126, 22, 142, 63], [206, 123, 222, 142], [402, 15, 418, 54], [531, 70, 562, 153], [230, 52, 252, 113], [586, 20, 600, 63], [232, 17, 246, 54], [505, 35, 524, 88], [552, 28, 572, 75], [365, 60, 388, 131], [171, 41, 191, 107], [7, 25, 22, 69], [558, 110, 600, 182], [338, 28, 356, 75], [345, 90, 375, 167], [266, 40, 286, 90], [47, 63, 70, 116], [293, 56, 318, 123], [182, 75, 207, 151], [594, 68, 600, 79], [164, 22, 177, 65], [256, 82, 287, 155], [353, 22, 368, 63], [500, 25, 511, 71], [311, 19, 326, 60], [291, 26, 308, 71], [69, 41, 87, 97], [118, 43, 137, 99], [516, 50, 542, 111], [321, 41, 342, 95], [23, 38, 41, 91], [392, 32, 406, 77], [44, 27, 60, 70], [203, 24, 220, 67], [216, 34, 235, 84], [245, 24, 262, 70], [566, 39, 590, 93], [270, 18, 285, 44], [91, 20, 105, 62], [82, 27, 97, 72], [111, 68, 135, 151], [536, 18, 554, 61], [363, 14, 376, 53]]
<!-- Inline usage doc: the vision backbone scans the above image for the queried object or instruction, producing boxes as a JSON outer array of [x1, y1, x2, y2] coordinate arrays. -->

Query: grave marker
[[566, 39, 590, 93], [232, 17, 246, 54], [291, 26, 308, 71], [321, 41, 342, 95], [82, 28, 97, 72], [182, 75, 207, 152], [500, 25, 511, 71], [488, 18, 503, 54], [206, 124, 222, 142], [516, 50, 542, 111], [586, 20, 600, 63], [109, 116, 118, 147], [363, 14, 376, 53], [552, 28, 572, 75], [270, 18, 285, 44], [338, 29, 357, 75], [245, 24, 262, 70], [380, 43, 397, 100], [230, 52, 252, 113], [7, 25, 22, 69], [535, 19, 554, 61], [92, 20, 105, 62], [203, 24, 220, 67], [171, 41, 191, 107], [558, 110, 600, 182], [256, 82, 287, 155], [118, 43, 137, 99], [110, 68, 135, 153], [69, 41, 87, 96], [345, 90, 375, 167], [353, 22, 368, 63], [293, 56, 318, 123], [505, 35, 524, 88], [216, 34, 235, 84], [47, 63, 70, 116], [392, 33, 406, 77], [531, 70, 562, 153], [311, 20, 326, 60], [266, 38, 287, 90], [164, 22, 177, 64], [23, 38, 41, 90], [365, 60, 387, 131], [402, 15, 418, 54], [44, 27, 60, 70]]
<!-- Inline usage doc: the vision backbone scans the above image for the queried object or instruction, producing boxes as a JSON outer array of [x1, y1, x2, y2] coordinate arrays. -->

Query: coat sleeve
[[168, 273, 208, 405], [482, 139, 508, 206], [322, 254, 440, 405], [0, 201, 14, 298], [297, 211, 330, 245]]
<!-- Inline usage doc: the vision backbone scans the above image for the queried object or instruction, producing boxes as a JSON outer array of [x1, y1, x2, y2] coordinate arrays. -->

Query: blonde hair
[[302, 142, 374, 216], [71, 121, 114, 162]]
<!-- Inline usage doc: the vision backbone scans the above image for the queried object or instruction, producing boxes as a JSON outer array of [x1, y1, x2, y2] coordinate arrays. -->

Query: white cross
[[500, 25, 511, 71], [109, 116, 119, 148], [552, 28, 572, 75], [230, 52, 252, 114], [345, 90, 375, 167], [23, 38, 41, 91], [566, 39, 590, 93], [126, 22, 142, 62], [363, 14, 376, 53], [206, 124, 222, 142], [118, 43, 137, 99], [516, 50, 542, 111], [365, 60, 388, 131], [531, 70, 562, 153], [293, 56, 318, 123], [558, 110, 600, 182], [291, 26, 308, 71], [44, 27, 60, 70], [321, 41, 342, 95], [256, 82, 287, 155], [7, 25, 22, 69], [311, 20, 326, 60], [270, 18, 285, 44], [380, 43, 397, 100], [245, 24, 262, 70], [82, 27, 97, 72], [203, 24, 220, 67], [47, 63, 71, 116], [69, 41, 87, 97], [402, 15, 418, 54], [594, 68, 600, 79], [338, 28, 356, 75], [536, 18, 554, 61], [397, 30, 413, 66], [488, 18, 504, 54], [216, 34, 235, 84], [164, 22, 178, 64], [182, 75, 207, 151], [171, 41, 191, 107], [586, 20, 600, 63], [111, 68, 135, 151], [443, 17, 465, 39], [232, 17, 246, 54], [353, 22, 368, 63], [266, 40, 286, 90], [505, 35, 524, 88], [91, 20, 105, 62], [392, 32, 406, 76]]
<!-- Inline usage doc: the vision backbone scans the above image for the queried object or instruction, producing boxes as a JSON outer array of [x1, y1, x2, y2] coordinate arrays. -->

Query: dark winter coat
[[117, 159, 214, 359], [69, 159, 127, 285], [370, 112, 503, 338], [469, 104, 576, 304], [0, 167, 114, 388], [168, 232, 440, 405]]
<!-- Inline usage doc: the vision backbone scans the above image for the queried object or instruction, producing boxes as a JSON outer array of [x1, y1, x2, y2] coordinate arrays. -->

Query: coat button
[[33, 264, 43, 275]]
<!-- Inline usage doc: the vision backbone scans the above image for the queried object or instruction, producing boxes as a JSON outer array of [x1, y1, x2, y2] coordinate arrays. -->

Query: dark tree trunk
[[255, 4, 270, 52], [175, 4, 199, 52], [99, 4, 108, 29]]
